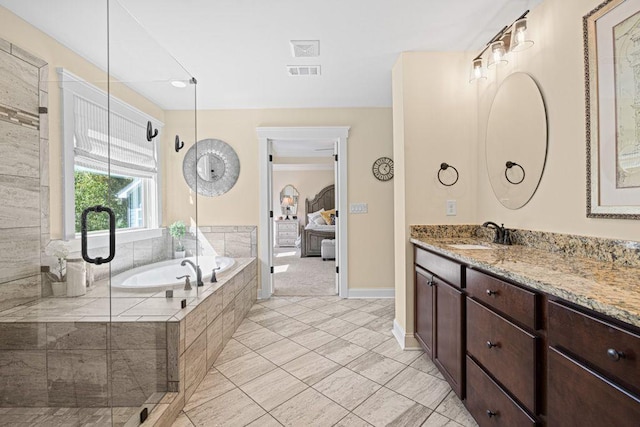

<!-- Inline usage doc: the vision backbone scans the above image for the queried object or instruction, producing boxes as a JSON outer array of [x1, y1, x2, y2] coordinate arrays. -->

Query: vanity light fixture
[[469, 10, 532, 82]]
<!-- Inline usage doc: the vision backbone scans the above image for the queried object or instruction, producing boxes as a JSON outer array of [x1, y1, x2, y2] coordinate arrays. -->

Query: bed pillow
[[307, 208, 324, 224], [320, 209, 336, 225], [312, 215, 327, 225]]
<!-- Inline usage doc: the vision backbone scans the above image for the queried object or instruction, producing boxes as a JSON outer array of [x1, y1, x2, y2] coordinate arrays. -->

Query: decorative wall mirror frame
[[585, 0, 640, 219], [183, 138, 240, 197], [485, 72, 548, 209], [280, 184, 299, 217]]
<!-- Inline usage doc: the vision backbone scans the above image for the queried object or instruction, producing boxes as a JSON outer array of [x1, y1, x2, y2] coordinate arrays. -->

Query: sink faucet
[[181, 260, 204, 287], [482, 221, 511, 245], [210, 267, 221, 283]]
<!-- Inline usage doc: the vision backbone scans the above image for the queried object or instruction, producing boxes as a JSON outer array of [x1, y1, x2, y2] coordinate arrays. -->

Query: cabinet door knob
[[486, 289, 497, 296], [607, 348, 625, 361], [486, 410, 497, 418], [486, 340, 498, 349], [428, 276, 435, 287]]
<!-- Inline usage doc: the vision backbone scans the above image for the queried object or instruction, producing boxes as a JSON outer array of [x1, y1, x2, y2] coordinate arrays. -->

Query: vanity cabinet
[[547, 301, 640, 426], [414, 247, 465, 398], [275, 219, 298, 247]]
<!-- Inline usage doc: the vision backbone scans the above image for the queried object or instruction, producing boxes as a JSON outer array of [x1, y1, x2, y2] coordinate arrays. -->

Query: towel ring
[[438, 163, 459, 187], [505, 161, 525, 185]]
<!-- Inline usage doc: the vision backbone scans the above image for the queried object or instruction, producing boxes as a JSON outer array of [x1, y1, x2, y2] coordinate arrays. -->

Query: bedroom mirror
[[486, 72, 548, 209], [280, 184, 299, 216]]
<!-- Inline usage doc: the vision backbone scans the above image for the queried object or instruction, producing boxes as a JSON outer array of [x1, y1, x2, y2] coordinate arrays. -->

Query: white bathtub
[[111, 256, 235, 290]]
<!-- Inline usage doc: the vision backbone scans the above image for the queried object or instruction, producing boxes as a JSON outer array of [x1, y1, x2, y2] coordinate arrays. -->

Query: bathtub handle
[[81, 205, 116, 265]]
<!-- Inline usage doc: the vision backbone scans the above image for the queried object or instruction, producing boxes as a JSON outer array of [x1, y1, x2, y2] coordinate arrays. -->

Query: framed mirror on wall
[[280, 184, 299, 219], [585, 0, 640, 219]]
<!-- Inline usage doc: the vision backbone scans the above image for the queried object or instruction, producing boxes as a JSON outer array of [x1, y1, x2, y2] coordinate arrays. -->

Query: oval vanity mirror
[[183, 138, 240, 197], [486, 72, 548, 209], [280, 185, 299, 217]]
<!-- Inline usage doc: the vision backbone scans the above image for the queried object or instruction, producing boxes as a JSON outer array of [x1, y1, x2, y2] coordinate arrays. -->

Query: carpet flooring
[[272, 247, 336, 296]]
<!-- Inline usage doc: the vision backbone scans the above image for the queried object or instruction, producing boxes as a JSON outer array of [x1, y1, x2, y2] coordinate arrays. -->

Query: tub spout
[[181, 260, 203, 287]]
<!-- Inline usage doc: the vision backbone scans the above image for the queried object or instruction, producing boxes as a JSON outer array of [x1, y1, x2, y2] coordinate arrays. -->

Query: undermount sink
[[448, 244, 493, 250]]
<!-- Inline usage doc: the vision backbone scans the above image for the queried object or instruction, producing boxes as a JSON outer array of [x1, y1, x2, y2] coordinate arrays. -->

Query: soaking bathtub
[[111, 256, 235, 290]]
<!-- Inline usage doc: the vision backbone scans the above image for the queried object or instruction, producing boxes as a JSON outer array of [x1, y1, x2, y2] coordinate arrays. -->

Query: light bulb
[[487, 41, 507, 69], [510, 18, 534, 52], [469, 58, 486, 83]]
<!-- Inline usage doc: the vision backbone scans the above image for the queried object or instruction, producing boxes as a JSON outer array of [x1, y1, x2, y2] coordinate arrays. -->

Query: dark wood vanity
[[414, 245, 640, 426]]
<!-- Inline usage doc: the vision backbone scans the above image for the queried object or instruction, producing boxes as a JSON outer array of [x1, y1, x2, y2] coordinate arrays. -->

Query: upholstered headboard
[[305, 184, 335, 224]]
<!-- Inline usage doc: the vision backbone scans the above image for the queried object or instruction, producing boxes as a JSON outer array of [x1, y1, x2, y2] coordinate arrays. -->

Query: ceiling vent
[[287, 65, 321, 77], [290, 40, 320, 57]]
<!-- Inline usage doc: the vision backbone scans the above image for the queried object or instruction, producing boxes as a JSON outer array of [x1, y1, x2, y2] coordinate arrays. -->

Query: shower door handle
[[81, 205, 116, 265]]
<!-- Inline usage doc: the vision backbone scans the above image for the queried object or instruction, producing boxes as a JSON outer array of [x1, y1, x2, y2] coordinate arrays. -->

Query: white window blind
[[73, 95, 158, 178]]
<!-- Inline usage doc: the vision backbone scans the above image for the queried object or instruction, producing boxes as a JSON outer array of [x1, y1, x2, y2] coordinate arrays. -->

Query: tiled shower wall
[[0, 37, 48, 311]]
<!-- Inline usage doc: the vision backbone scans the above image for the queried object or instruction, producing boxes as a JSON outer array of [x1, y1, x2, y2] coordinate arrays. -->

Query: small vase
[[174, 250, 186, 259], [51, 281, 67, 297]]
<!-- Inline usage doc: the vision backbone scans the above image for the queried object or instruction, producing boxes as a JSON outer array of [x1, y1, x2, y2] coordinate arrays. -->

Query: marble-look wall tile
[[184, 331, 206, 403], [0, 275, 40, 312], [46, 350, 108, 407], [40, 186, 49, 236], [210, 226, 238, 233], [223, 275, 237, 308], [0, 350, 47, 406], [10, 44, 47, 68], [225, 232, 251, 258], [167, 322, 180, 382], [185, 303, 206, 350], [111, 349, 167, 407], [206, 315, 223, 370], [39, 64, 48, 93], [111, 322, 167, 350], [201, 232, 225, 256], [39, 139, 49, 187], [222, 300, 235, 346], [0, 323, 46, 349], [205, 287, 223, 325], [0, 120, 39, 178], [0, 50, 39, 115], [38, 90, 47, 137], [0, 38, 9, 53], [0, 175, 40, 229], [46, 323, 106, 350], [0, 227, 40, 284]]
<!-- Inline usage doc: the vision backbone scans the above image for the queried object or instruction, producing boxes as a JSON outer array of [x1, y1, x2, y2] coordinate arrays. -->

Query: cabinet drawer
[[278, 239, 296, 246], [548, 301, 640, 394], [278, 222, 298, 231], [467, 269, 538, 330], [415, 247, 463, 288], [547, 347, 640, 427], [467, 298, 538, 413], [279, 231, 298, 238], [466, 356, 537, 427]]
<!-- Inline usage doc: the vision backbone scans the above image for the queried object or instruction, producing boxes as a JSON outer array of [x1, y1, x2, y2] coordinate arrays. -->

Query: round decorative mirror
[[280, 185, 299, 217], [486, 72, 547, 209], [183, 138, 240, 196]]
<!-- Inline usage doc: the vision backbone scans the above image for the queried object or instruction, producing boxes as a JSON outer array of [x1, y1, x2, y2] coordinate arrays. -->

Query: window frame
[[59, 68, 163, 246]]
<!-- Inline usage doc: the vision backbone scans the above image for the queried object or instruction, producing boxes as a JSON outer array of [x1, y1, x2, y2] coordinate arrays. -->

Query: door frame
[[257, 126, 350, 299]]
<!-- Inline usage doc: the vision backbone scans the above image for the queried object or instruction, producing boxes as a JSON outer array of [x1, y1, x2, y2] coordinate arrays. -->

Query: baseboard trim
[[392, 318, 422, 350], [347, 288, 395, 299]]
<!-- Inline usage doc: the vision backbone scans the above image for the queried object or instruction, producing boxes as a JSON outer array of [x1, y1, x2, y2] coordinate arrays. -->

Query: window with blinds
[[59, 68, 162, 239]]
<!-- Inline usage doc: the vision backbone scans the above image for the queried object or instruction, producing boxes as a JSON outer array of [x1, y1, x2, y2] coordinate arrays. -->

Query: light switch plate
[[446, 200, 457, 216], [350, 203, 368, 214]]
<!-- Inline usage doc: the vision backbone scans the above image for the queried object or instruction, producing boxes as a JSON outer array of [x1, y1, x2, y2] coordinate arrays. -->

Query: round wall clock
[[372, 157, 394, 181], [183, 138, 240, 197]]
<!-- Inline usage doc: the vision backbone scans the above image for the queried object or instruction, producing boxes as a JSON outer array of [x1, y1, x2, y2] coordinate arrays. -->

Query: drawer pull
[[486, 289, 498, 296], [607, 348, 625, 361], [486, 340, 498, 349], [486, 410, 497, 418]]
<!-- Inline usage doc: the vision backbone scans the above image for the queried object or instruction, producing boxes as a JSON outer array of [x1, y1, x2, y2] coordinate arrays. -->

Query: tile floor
[[173, 296, 478, 427]]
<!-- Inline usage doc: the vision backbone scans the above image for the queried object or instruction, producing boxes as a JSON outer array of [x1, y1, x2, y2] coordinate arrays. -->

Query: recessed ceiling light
[[171, 80, 187, 88]]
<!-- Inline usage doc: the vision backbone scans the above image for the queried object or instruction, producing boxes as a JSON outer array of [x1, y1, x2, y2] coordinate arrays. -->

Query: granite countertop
[[411, 236, 640, 329]]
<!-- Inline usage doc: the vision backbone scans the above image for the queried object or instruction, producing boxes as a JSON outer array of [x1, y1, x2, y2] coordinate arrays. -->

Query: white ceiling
[[1, 0, 542, 110]]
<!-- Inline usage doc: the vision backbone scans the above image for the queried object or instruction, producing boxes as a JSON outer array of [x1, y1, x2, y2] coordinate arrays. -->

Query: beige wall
[[272, 168, 334, 227], [0, 6, 166, 239], [163, 108, 395, 290], [475, 0, 640, 241], [392, 52, 477, 341]]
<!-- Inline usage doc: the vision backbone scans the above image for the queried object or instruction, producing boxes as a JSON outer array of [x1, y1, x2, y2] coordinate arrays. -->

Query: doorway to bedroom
[[272, 156, 336, 296], [257, 127, 350, 299]]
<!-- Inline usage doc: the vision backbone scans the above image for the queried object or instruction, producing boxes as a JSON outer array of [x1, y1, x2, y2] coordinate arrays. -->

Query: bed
[[301, 184, 336, 257]]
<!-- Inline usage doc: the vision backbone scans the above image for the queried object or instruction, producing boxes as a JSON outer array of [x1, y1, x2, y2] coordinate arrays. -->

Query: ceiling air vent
[[290, 40, 320, 57], [287, 65, 321, 77]]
